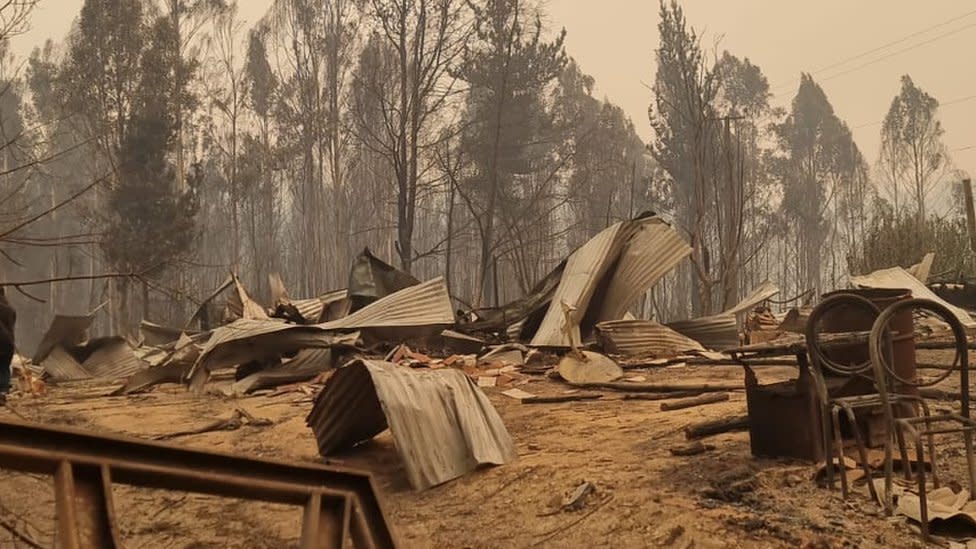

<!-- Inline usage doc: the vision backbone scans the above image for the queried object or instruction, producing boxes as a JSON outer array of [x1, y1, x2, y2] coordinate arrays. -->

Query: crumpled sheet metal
[[530, 215, 690, 347], [871, 479, 976, 535], [530, 222, 630, 347], [348, 247, 420, 311], [459, 259, 566, 336], [187, 319, 359, 391], [307, 359, 516, 491], [79, 337, 148, 380], [269, 272, 330, 323], [320, 288, 351, 322], [39, 345, 91, 382], [115, 333, 202, 394], [317, 277, 454, 333], [666, 313, 739, 350], [596, 319, 705, 356], [596, 217, 692, 322], [226, 274, 268, 321], [725, 280, 780, 317], [850, 266, 976, 329], [229, 347, 335, 395], [33, 314, 94, 364]]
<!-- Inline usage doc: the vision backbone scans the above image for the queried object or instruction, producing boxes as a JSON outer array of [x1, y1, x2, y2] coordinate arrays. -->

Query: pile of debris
[[16, 214, 786, 491]]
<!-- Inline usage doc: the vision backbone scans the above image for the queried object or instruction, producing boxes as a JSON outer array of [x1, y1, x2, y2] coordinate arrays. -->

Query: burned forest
[[2, 1, 976, 548]]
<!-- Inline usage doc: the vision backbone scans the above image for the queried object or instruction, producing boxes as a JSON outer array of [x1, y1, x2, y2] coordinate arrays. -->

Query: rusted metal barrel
[[820, 288, 916, 388]]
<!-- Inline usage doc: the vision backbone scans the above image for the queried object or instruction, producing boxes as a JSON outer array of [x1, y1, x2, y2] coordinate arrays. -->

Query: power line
[[852, 93, 976, 130], [818, 22, 976, 85], [811, 8, 976, 77], [771, 12, 976, 96]]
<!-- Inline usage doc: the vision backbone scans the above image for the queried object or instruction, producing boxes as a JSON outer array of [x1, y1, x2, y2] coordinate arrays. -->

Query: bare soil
[[0, 356, 962, 548]]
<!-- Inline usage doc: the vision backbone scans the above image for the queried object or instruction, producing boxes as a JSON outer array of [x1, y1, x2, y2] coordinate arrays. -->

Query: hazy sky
[[11, 1, 976, 180]]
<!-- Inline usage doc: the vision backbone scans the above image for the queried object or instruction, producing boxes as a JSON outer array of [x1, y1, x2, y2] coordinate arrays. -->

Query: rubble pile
[[10, 215, 976, 547]]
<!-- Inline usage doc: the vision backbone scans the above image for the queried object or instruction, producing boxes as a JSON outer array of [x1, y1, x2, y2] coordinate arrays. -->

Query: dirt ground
[[0, 354, 964, 548]]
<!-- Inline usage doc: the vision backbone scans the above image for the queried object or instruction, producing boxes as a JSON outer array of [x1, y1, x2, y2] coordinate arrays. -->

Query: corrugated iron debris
[[307, 359, 516, 491], [18, 213, 976, 548]]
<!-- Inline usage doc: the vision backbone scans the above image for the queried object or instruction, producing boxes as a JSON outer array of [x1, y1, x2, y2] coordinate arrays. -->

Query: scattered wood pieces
[[669, 441, 715, 456], [660, 392, 730, 412], [621, 391, 703, 401], [570, 381, 740, 393], [684, 415, 750, 440], [502, 388, 536, 400], [521, 393, 603, 404]]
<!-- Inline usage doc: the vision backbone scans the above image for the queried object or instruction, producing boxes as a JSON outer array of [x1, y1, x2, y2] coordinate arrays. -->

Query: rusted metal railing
[[0, 418, 398, 549]]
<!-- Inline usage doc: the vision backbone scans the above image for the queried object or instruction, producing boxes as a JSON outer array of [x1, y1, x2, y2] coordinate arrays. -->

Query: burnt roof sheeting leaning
[[307, 359, 516, 491], [33, 314, 94, 364], [317, 277, 454, 332], [530, 215, 691, 348], [348, 247, 420, 312], [850, 266, 976, 329], [79, 337, 149, 380], [186, 319, 360, 392]]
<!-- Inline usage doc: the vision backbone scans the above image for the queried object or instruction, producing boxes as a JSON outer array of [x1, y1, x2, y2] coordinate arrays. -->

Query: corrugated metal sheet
[[317, 277, 454, 331], [40, 345, 91, 382], [81, 338, 149, 380], [531, 222, 632, 347], [269, 272, 289, 304], [348, 247, 421, 311], [530, 216, 690, 347], [229, 347, 334, 395], [597, 218, 692, 322], [850, 266, 976, 328], [189, 320, 359, 386], [320, 289, 351, 322], [667, 314, 739, 350], [226, 274, 268, 320], [292, 297, 326, 323], [726, 280, 780, 317], [269, 273, 330, 323], [307, 359, 516, 491], [596, 319, 705, 356], [33, 314, 93, 363]]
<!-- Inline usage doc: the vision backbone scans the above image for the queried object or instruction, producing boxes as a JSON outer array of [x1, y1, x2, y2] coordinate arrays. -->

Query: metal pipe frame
[[870, 298, 974, 544], [0, 417, 398, 549]]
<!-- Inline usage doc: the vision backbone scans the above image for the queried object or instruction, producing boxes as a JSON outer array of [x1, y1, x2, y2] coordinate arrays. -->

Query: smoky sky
[[15, 0, 976, 178]]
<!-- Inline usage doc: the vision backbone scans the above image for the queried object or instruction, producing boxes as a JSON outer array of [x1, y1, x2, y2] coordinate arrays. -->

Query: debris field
[[2, 214, 976, 548]]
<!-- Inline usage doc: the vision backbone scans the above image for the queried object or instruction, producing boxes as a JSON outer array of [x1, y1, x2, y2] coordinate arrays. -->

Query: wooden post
[[963, 179, 976, 253]]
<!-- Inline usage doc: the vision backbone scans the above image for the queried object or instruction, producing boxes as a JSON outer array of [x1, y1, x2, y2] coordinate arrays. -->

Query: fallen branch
[[685, 415, 750, 440], [0, 272, 143, 288], [661, 392, 730, 412], [621, 391, 703, 401], [152, 409, 271, 440], [531, 493, 614, 547], [0, 502, 45, 549], [521, 393, 603, 404], [570, 381, 741, 393]]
